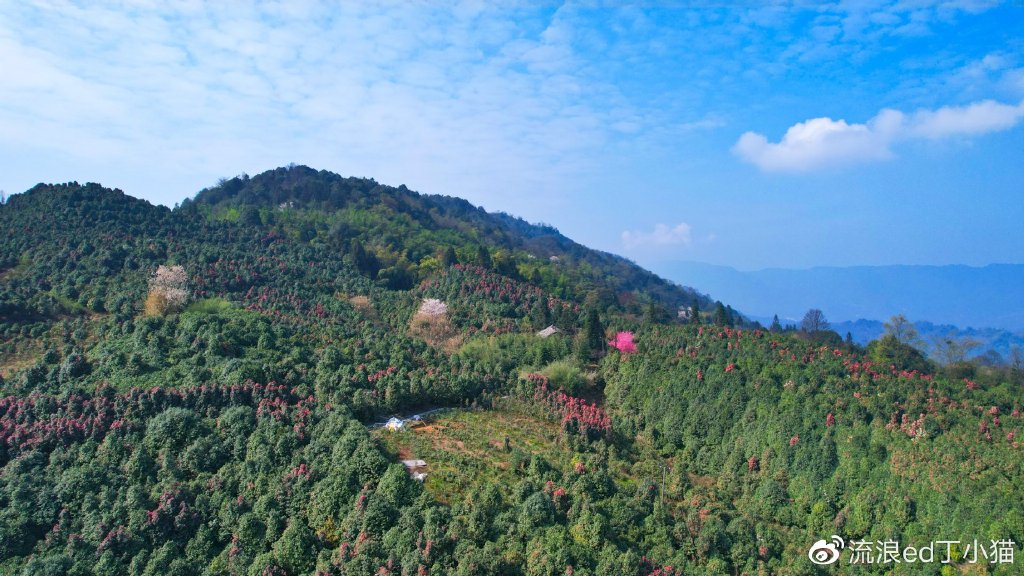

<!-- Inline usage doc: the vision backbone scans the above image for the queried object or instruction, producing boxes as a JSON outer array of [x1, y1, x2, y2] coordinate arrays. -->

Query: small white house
[[384, 417, 405, 431], [536, 325, 561, 338]]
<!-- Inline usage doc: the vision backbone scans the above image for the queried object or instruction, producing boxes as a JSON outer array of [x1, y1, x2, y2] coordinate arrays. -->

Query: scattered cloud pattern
[[0, 2, 638, 212]]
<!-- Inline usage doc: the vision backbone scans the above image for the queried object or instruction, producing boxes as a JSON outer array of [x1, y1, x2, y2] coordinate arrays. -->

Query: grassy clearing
[[373, 401, 569, 503], [0, 351, 38, 379], [185, 297, 236, 314], [372, 401, 701, 511]]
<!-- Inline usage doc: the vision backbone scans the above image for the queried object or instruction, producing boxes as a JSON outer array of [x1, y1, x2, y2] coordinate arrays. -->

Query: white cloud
[[733, 113, 900, 172], [907, 99, 1024, 138], [622, 223, 692, 250], [733, 99, 1024, 171]]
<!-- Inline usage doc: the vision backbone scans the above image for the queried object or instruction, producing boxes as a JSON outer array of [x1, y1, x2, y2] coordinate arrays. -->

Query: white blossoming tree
[[409, 298, 458, 350], [418, 298, 448, 317], [145, 265, 190, 315]]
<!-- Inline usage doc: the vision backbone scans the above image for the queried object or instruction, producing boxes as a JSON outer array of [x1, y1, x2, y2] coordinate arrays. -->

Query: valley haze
[[654, 260, 1024, 332]]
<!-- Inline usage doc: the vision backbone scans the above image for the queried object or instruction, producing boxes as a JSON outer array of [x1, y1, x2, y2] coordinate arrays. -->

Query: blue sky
[[2, 1, 1022, 272]]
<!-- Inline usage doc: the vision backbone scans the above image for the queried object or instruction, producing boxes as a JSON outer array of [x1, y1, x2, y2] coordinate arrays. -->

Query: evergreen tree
[[576, 308, 605, 360], [440, 246, 459, 267], [642, 302, 665, 326], [530, 268, 543, 286], [868, 334, 931, 372], [477, 245, 492, 269], [238, 205, 262, 226], [770, 315, 782, 332], [531, 298, 551, 331], [713, 302, 728, 327], [348, 238, 369, 272], [586, 308, 604, 351]]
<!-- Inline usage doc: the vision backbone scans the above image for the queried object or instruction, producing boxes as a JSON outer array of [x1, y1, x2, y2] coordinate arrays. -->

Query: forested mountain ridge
[[186, 165, 711, 314], [0, 169, 1021, 576]]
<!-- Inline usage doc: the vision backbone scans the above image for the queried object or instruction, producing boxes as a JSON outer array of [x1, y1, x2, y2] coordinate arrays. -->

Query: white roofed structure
[[536, 325, 561, 338]]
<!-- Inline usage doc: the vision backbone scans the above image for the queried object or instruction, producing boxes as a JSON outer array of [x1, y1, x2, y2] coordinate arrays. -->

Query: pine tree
[[440, 246, 459, 267], [477, 245, 492, 269], [577, 308, 605, 360], [586, 308, 604, 352], [714, 302, 728, 326], [531, 298, 550, 331], [770, 315, 782, 332], [348, 238, 368, 270], [530, 268, 543, 286]]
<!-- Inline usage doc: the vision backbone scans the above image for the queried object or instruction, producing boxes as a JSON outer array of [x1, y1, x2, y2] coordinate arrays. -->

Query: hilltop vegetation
[[0, 168, 1021, 576], [187, 166, 705, 310]]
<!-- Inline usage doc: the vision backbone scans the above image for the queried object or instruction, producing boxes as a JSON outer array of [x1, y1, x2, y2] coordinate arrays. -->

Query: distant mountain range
[[657, 261, 1024, 332], [826, 318, 1024, 361]]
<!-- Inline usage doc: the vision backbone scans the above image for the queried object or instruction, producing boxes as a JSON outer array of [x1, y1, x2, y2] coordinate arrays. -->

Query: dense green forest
[[1, 167, 1021, 575]]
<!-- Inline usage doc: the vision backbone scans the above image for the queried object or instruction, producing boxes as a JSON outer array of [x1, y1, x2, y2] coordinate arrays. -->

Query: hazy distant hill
[[827, 318, 1024, 361], [659, 261, 1024, 331]]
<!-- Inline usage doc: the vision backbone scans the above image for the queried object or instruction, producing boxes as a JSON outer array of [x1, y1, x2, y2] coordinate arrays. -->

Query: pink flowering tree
[[608, 331, 637, 354]]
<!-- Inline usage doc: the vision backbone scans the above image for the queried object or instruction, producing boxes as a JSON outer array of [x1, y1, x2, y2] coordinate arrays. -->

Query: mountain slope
[[188, 165, 711, 316], [1, 169, 1021, 575]]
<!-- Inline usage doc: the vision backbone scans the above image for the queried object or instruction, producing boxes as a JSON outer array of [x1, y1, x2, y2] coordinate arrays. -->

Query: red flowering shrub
[[528, 374, 611, 439]]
